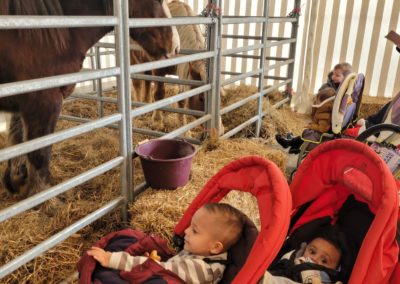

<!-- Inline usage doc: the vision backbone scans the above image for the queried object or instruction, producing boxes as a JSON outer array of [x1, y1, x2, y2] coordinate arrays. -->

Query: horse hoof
[[3, 162, 28, 195]]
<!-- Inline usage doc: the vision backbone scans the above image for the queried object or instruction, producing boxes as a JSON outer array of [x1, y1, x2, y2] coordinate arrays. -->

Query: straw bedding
[[0, 85, 386, 283]]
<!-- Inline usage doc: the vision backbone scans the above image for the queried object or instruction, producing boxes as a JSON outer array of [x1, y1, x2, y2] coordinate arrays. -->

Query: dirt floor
[[0, 84, 385, 283]]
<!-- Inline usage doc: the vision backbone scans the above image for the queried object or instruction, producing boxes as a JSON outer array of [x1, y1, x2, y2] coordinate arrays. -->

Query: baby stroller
[[173, 156, 292, 284], [272, 139, 399, 283], [78, 156, 292, 284], [355, 92, 400, 179], [295, 73, 365, 168]]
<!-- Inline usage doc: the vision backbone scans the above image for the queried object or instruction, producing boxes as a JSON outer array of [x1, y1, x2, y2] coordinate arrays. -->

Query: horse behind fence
[[0, 0, 180, 198], [131, 0, 211, 130]]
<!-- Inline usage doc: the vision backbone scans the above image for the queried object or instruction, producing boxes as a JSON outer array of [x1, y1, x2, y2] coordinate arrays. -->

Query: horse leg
[[4, 92, 63, 198], [151, 80, 165, 127], [3, 113, 29, 195]]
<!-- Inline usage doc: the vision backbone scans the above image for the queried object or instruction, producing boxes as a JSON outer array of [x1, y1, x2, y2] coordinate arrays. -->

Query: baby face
[[331, 68, 345, 85], [303, 237, 341, 269], [184, 207, 221, 256]]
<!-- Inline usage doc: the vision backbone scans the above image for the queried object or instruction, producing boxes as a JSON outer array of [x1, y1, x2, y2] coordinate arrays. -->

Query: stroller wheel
[[356, 123, 400, 145]]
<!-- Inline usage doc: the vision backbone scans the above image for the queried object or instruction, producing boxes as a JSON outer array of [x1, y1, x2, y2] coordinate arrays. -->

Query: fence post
[[287, 0, 301, 96], [206, 0, 223, 136], [113, 0, 133, 220], [255, 0, 270, 136]]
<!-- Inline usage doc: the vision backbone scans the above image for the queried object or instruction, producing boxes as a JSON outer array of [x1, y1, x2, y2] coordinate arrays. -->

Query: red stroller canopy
[[174, 156, 292, 284], [290, 139, 399, 284]]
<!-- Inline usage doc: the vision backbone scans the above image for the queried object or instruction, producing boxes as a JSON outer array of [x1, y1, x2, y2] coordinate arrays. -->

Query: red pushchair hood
[[174, 156, 292, 284], [290, 139, 399, 284]]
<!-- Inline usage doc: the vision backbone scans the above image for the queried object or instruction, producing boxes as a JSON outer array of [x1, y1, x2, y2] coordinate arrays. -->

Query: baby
[[319, 62, 353, 92], [262, 226, 347, 284], [87, 203, 245, 284], [276, 62, 353, 153]]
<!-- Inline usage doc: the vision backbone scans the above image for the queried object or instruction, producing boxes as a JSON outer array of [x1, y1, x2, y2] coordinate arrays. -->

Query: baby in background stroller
[[276, 62, 353, 154]]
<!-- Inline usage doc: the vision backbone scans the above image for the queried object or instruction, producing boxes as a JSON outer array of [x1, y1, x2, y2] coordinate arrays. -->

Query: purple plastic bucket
[[135, 139, 196, 189]]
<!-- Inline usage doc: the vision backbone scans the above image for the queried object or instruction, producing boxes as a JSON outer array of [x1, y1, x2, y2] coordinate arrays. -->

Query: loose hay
[[221, 84, 310, 142], [359, 95, 391, 120]]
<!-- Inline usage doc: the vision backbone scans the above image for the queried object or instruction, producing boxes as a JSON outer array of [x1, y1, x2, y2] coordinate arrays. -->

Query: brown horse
[[131, 1, 224, 134], [131, 0, 206, 126], [0, 0, 180, 197]]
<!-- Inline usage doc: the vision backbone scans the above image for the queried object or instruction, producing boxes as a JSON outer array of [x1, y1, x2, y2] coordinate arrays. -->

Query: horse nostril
[[175, 46, 180, 55]]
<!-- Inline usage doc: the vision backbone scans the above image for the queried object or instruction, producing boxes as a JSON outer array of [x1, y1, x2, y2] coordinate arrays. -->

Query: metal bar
[[0, 15, 117, 28], [221, 69, 262, 86], [95, 46, 104, 117], [0, 157, 123, 222], [0, 198, 125, 278], [161, 114, 211, 139], [287, 0, 301, 92], [133, 182, 148, 197], [206, 0, 223, 134], [255, 0, 270, 137], [261, 80, 293, 96], [129, 51, 215, 74], [265, 75, 292, 81], [265, 38, 297, 48], [264, 59, 295, 71], [271, 97, 291, 109], [129, 17, 213, 28], [221, 34, 294, 41], [131, 128, 200, 145], [131, 74, 204, 87], [69, 86, 117, 99], [221, 92, 261, 115], [0, 114, 121, 162], [130, 84, 211, 118], [221, 71, 292, 82], [268, 17, 297, 23], [64, 93, 205, 117], [221, 116, 259, 139], [0, 67, 120, 98], [221, 43, 264, 56], [222, 16, 266, 24], [114, 0, 133, 210], [132, 102, 204, 116]]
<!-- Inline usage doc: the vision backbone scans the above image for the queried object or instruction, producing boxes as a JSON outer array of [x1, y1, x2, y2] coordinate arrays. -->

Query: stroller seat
[[284, 139, 399, 283], [296, 73, 365, 168], [78, 156, 292, 284], [174, 156, 292, 284]]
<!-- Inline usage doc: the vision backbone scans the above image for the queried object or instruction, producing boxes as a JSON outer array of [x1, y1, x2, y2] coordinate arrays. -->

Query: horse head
[[128, 0, 180, 59]]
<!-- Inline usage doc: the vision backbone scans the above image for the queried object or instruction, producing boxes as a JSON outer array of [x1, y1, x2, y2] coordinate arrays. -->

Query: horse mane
[[0, 0, 70, 53]]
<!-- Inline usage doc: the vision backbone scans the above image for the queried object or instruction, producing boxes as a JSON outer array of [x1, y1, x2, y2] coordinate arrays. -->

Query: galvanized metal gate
[[0, 0, 299, 279]]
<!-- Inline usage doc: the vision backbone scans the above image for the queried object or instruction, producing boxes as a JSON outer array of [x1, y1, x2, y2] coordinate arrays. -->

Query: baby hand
[[87, 246, 111, 267]]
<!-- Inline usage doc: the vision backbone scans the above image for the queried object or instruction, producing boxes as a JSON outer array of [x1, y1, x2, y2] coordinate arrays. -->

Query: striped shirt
[[108, 250, 227, 284]]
